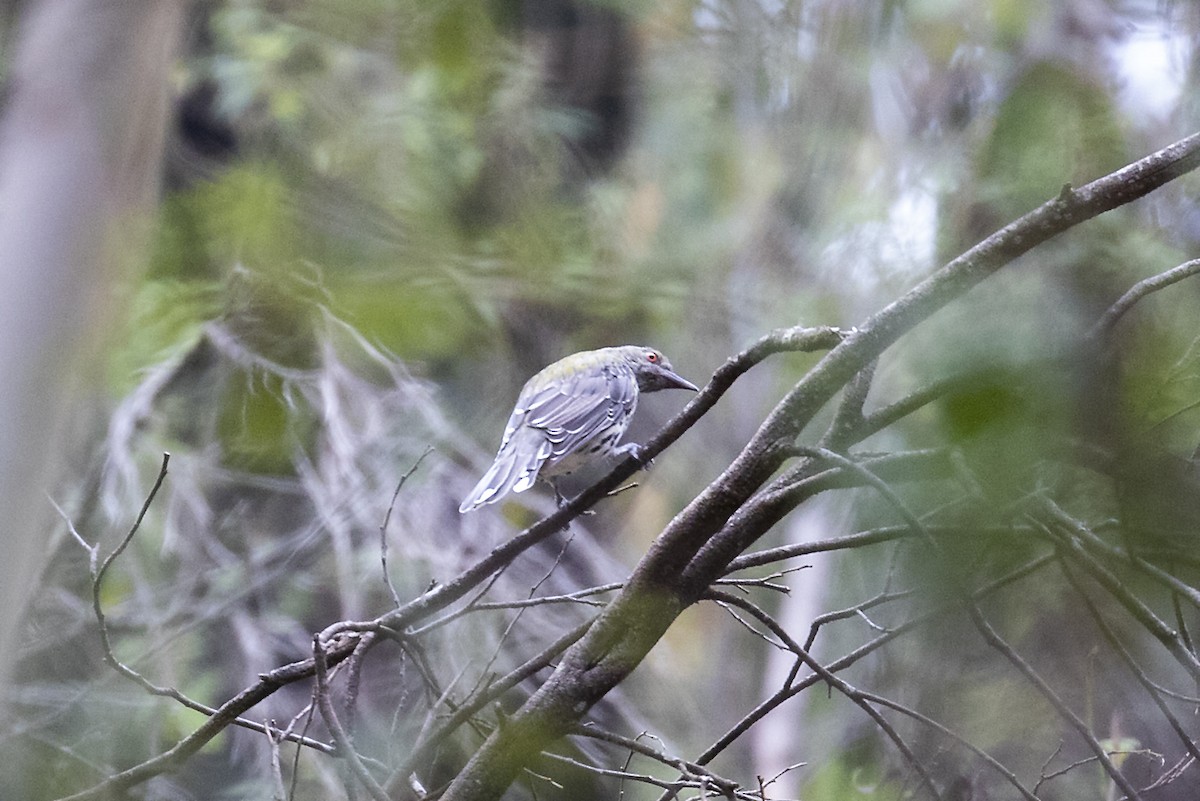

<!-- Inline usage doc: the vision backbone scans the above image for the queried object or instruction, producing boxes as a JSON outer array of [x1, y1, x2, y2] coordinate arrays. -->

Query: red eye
[[646, 352, 659, 363]]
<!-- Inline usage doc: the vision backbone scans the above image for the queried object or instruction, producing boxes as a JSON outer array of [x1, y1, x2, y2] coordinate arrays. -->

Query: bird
[[459, 345, 699, 512]]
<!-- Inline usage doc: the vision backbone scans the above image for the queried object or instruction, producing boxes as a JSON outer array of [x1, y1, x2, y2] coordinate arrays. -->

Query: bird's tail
[[459, 434, 549, 512]]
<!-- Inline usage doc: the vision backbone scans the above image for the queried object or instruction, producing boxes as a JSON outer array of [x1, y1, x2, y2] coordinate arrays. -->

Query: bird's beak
[[659, 368, 699, 392]]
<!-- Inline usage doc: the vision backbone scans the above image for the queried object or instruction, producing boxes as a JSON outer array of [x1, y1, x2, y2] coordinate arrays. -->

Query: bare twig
[[342, 632, 376, 755], [380, 447, 434, 608], [387, 617, 597, 794], [706, 589, 944, 801], [1036, 500, 1200, 681], [866, 691, 1042, 800], [472, 527, 580, 695], [65, 457, 336, 756], [727, 526, 917, 572], [409, 582, 621, 635], [541, 750, 758, 800], [92, 452, 171, 676], [803, 589, 911, 651], [1035, 749, 1160, 789], [264, 720, 289, 801], [1138, 755, 1195, 793], [967, 608, 1143, 801], [289, 696, 321, 801], [569, 725, 742, 797], [687, 554, 1056, 775], [822, 359, 878, 449], [792, 448, 1140, 800], [1173, 593, 1196, 657], [1062, 559, 1200, 764], [49, 494, 95, 561], [312, 636, 390, 801], [1089, 259, 1200, 340]]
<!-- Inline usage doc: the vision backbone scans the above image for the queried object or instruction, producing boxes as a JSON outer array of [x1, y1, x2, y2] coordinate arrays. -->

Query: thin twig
[[569, 725, 742, 796], [1061, 559, 1200, 765], [1138, 755, 1195, 793], [409, 583, 621, 635], [860, 692, 1041, 801], [1089, 259, 1200, 340], [473, 527, 579, 696], [794, 448, 1140, 800], [289, 695, 321, 801], [386, 617, 597, 794], [92, 453, 171, 674], [342, 632, 376, 754], [264, 720, 288, 801], [706, 589, 944, 801], [49, 494, 95, 560], [540, 751, 759, 800], [726, 525, 917, 573], [64, 457, 330, 752], [821, 358, 877, 450], [312, 636, 390, 801], [968, 608, 1143, 801], [380, 447, 434, 608], [687, 553, 1055, 775], [1036, 500, 1200, 681], [804, 589, 910, 651]]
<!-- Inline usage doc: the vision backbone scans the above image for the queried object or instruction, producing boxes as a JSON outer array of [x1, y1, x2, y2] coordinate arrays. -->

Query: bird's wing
[[459, 426, 545, 511], [508, 364, 637, 462], [460, 364, 637, 512]]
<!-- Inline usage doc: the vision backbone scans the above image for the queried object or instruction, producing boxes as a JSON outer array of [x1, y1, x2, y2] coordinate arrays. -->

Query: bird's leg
[[612, 442, 653, 469], [550, 477, 595, 514]]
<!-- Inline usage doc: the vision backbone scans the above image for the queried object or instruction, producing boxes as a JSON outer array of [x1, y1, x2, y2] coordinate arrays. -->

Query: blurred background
[[4, 0, 1200, 799]]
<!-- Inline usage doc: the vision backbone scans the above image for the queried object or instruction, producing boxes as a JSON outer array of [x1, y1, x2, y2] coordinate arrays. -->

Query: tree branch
[[1088, 258, 1200, 340]]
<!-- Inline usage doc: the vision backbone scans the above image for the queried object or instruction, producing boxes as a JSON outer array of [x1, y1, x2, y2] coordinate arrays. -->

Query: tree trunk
[[0, 0, 182, 686]]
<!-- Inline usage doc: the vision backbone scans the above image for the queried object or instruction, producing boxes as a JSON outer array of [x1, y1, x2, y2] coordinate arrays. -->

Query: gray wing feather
[[460, 365, 636, 511], [523, 368, 636, 461], [459, 427, 548, 512]]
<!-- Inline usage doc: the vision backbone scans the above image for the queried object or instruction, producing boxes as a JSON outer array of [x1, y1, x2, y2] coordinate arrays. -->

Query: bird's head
[[620, 346, 700, 393]]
